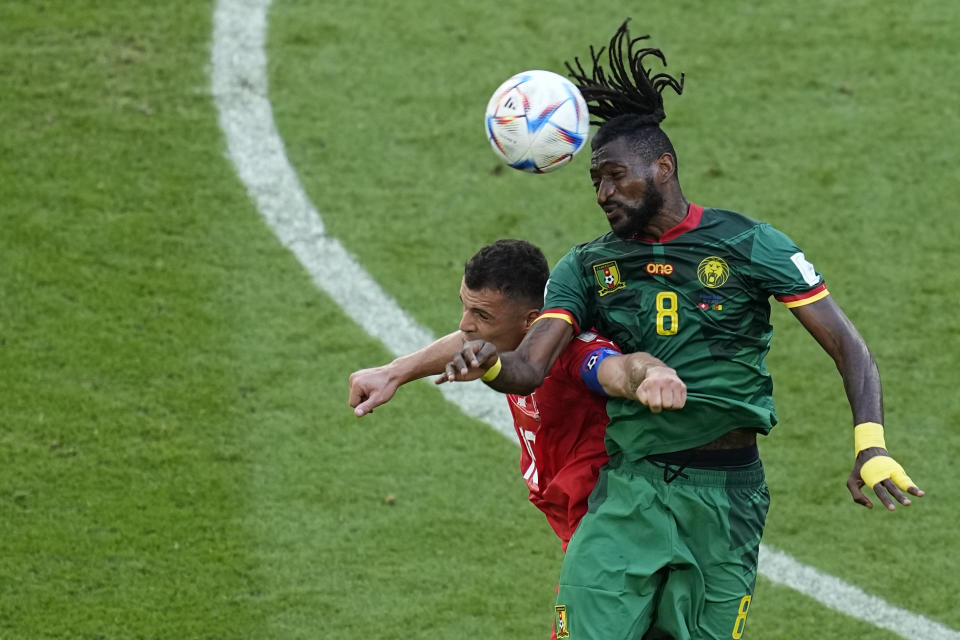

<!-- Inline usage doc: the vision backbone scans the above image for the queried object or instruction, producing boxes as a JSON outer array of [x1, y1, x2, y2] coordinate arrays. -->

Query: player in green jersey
[[440, 20, 924, 640]]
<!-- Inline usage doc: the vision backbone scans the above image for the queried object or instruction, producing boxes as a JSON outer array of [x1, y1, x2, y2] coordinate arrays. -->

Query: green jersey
[[542, 204, 829, 460]]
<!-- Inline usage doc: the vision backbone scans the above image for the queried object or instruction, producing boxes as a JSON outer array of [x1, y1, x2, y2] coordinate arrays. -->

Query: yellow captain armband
[[481, 356, 502, 382], [853, 422, 886, 456]]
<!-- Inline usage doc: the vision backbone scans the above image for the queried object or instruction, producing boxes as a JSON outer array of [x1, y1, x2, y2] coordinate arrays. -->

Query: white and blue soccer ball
[[484, 69, 589, 174]]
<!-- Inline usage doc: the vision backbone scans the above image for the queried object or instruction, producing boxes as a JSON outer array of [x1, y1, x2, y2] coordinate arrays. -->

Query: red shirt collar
[[632, 203, 704, 243]]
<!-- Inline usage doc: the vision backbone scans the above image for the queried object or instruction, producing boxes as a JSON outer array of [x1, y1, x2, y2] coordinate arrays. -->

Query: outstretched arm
[[349, 331, 464, 417], [438, 317, 574, 395], [597, 353, 687, 412], [791, 296, 923, 510]]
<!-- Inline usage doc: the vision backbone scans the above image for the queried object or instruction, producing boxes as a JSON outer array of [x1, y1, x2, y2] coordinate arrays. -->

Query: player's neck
[[644, 194, 690, 241]]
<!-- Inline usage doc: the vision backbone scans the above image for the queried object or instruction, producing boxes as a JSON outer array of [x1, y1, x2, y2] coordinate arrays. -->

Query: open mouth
[[603, 208, 627, 225]]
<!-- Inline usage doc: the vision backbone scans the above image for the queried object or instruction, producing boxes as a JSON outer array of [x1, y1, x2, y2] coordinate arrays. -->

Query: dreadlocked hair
[[565, 18, 685, 127], [565, 19, 685, 163]]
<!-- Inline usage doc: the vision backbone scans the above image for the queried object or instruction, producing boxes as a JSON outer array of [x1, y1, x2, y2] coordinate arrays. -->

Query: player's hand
[[635, 365, 687, 413], [435, 339, 499, 384], [348, 366, 400, 417], [846, 447, 924, 510]]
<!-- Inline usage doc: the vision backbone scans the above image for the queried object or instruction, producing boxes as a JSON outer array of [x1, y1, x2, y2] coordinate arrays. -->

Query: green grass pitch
[[1, 0, 958, 638]]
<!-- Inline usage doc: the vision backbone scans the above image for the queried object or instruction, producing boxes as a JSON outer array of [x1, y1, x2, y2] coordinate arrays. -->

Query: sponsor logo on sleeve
[[790, 252, 820, 286]]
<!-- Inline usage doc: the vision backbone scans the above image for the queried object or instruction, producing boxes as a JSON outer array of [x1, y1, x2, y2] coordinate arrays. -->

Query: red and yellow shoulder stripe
[[776, 283, 830, 308], [533, 308, 580, 334]]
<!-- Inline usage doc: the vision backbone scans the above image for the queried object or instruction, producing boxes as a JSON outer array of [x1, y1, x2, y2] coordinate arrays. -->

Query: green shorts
[[553, 455, 769, 640]]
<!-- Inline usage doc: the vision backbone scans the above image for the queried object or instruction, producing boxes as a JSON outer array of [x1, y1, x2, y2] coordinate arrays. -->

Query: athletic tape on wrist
[[853, 422, 886, 456], [481, 356, 502, 382], [860, 455, 915, 491]]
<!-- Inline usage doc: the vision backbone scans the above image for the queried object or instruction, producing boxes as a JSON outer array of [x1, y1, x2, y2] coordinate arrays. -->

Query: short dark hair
[[566, 19, 684, 167], [463, 239, 549, 307]]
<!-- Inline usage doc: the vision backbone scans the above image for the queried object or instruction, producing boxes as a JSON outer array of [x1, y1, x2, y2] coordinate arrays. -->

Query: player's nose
[[458, 311, 476, 334], [596, 178, 613, 204]]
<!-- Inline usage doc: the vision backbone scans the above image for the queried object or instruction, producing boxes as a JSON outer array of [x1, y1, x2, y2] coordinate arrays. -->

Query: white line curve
[[210, 0, 513, 439], [209, 2, 959, 638]]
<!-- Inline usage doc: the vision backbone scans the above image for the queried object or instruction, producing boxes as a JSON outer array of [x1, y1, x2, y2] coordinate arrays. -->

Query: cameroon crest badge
[[594, 261, 626, 296], [555, 605, 570, 639]]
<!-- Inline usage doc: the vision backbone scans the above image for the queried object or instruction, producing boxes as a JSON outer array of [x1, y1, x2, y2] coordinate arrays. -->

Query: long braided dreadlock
[[565, 19, 685, 163]]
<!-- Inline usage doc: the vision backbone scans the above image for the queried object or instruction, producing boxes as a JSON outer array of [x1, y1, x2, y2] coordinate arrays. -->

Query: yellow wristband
[[853, 422, 886, 456], [481, 356, 502, 382]]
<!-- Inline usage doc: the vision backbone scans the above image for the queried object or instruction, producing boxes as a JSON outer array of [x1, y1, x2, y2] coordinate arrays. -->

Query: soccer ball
[[484, 69, 589, 174]]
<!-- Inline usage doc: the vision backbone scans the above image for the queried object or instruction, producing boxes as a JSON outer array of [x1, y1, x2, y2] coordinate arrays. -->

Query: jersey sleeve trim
[[776, 283, 830, 308], [534, 309, 581, 334]]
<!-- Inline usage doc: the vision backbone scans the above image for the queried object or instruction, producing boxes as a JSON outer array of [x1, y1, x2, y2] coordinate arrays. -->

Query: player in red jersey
[[348, 239, 686, 550], [511, 328, 618, 549]]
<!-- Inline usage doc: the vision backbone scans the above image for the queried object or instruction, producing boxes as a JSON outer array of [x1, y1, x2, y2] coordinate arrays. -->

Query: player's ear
[[523, 308, 540, 329], [655, 152, 676, 182]]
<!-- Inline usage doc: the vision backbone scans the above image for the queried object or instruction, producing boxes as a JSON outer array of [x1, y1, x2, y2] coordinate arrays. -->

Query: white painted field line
[[759, 546, 958, 640], [210, 0, 512, 440], [209, 2, 958, 638]]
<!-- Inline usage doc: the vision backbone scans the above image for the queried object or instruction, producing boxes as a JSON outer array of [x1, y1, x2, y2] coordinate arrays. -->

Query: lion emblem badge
[[697, 256, 730, 288]]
